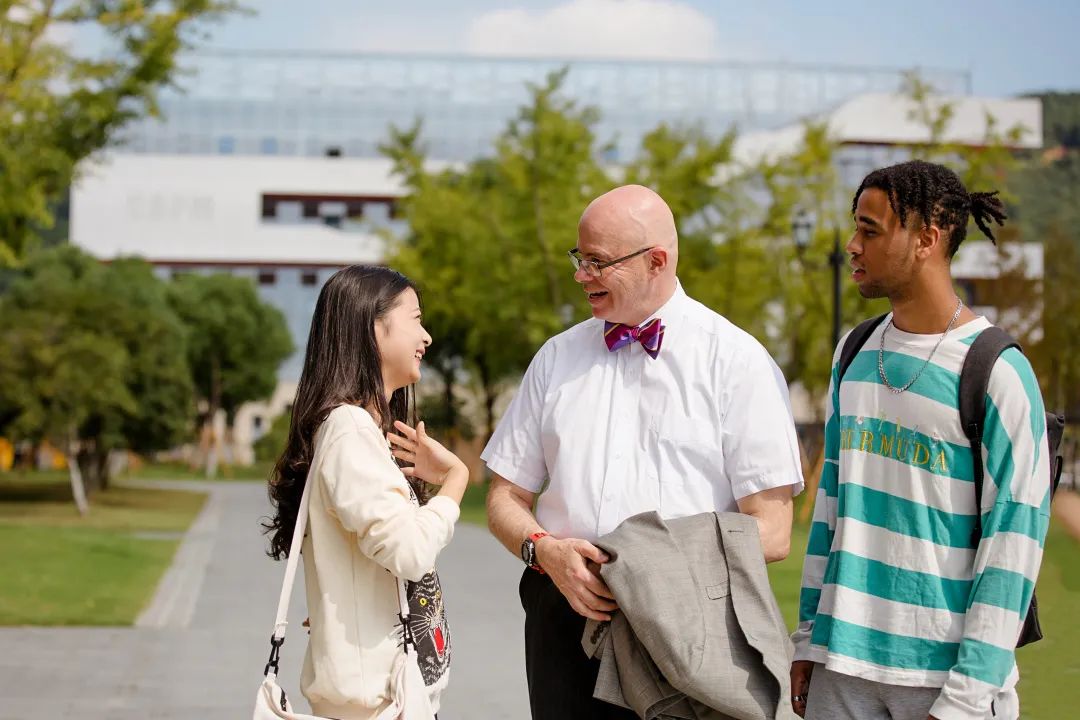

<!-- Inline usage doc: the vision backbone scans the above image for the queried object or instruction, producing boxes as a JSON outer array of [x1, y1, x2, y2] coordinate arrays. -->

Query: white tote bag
[[253, 474, 434, 720]]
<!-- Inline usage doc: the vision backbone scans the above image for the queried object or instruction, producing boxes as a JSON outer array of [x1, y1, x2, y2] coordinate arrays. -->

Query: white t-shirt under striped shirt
[[793, 315, 1051, 720]]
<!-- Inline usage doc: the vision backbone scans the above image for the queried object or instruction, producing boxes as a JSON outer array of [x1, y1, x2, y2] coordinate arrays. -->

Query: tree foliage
[[168, 273, 292, 421], [383, 70, 612, 440], [167, 272, 293, 474], [383, 71, 1071, 436], [622, 124, 770, 334], [0, 249, 293, 492], [1008, 92, 1080, 416], [0, 0, 242, 265], [0, 246, 194, 492]]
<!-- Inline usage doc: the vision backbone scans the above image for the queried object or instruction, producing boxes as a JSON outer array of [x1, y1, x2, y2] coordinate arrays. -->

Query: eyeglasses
[[568, 246, 654, 278]]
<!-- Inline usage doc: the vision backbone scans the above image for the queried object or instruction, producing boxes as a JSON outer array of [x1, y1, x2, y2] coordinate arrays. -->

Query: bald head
[[579, 185, 679, 267], [575, 185, 680, 326]]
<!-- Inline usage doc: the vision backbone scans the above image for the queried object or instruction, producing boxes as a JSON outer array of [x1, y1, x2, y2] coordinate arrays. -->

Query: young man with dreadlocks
[[790, 160, 1050, 720]]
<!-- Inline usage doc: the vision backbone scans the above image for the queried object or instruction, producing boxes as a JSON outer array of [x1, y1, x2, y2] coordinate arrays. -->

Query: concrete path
[[0, 481, 529, 719]]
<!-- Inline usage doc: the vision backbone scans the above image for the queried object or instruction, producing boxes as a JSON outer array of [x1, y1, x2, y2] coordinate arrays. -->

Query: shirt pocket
[[650, 415, 725, 507]]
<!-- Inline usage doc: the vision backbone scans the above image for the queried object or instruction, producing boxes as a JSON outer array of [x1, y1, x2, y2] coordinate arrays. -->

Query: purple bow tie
[[604, 318, 665, 359]]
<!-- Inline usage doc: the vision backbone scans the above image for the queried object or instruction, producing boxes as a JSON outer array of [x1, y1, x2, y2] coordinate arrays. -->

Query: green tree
[[106, 258, 196, 460], [748, 123, 870, 404], [0, 0, 242, 265], [380, 125, 489, 439], [1008, 94, 1080, 416], [623, 120, 869, 408], [495, 68, 612, 314], [769, 76, 1032, 408], [383, 69, 1053, 442], [383, 70, 612, 440], [167, 273, 293, 476], [253, 409, 290, 464], [0, 246, 195, 499], [903, 72, 1028, 191], [0, 306, 132, 512], [622, 124, 776, 337], [1035, 92, 1080, 150], [904, 75, 1076, 415], [1040, 226, 1080, 414]]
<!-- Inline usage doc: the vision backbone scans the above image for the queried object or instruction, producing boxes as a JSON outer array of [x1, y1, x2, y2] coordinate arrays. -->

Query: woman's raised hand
[[387, 421, 466, 485]]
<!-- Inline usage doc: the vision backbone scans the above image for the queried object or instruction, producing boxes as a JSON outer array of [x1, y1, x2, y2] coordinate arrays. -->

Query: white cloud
[[465, 0, 720, 61]]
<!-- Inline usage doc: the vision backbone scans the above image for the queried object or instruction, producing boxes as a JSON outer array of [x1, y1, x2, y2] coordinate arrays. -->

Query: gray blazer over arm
[[582, 511, 796, 720]]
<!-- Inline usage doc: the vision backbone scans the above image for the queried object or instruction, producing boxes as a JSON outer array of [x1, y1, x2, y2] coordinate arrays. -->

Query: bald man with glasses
[[482, 185, 806, 720]]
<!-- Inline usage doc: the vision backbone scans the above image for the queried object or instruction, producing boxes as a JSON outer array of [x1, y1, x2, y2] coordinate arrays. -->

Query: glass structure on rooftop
[[121, 50, 971, 162]]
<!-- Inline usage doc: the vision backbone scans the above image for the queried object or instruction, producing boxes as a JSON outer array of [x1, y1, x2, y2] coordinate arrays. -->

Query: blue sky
[[195, 0, 1079, 97]]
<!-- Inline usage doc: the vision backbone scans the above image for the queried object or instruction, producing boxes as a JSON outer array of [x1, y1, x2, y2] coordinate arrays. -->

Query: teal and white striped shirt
[[793, 315, 1051, 720]]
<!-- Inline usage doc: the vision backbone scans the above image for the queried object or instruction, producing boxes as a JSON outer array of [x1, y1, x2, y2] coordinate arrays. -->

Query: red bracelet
[[529, 532, 550, 574]]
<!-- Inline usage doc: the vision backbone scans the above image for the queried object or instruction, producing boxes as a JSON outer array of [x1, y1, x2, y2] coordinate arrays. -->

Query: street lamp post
[[792, 210, 846, 351]]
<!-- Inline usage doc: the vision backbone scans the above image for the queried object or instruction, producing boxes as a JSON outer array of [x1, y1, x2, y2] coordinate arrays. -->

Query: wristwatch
[[520, 532, 550, 574]]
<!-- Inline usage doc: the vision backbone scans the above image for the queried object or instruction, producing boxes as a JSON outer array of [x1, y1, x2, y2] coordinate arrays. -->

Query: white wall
[[70, 154, 408, 265]]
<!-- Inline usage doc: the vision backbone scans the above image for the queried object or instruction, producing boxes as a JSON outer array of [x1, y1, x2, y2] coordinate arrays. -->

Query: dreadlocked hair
[[851, 160, 1008, 257]]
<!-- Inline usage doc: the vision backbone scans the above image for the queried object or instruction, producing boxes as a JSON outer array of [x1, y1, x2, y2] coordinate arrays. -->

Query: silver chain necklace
[[878, 298, 964, 394]]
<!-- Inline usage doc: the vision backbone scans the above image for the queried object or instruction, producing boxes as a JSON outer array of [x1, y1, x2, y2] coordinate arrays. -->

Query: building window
[[319, 200, 347, 229], [260, 137, 278, 155], [301, 270, 319, 286], [258, 270, 276, 286], [260, 193, 392, 226], [218, 135, 236, 154]]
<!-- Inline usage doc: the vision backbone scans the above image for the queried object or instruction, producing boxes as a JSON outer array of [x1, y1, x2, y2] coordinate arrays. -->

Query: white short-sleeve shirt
[[481, 282, 805, 542]]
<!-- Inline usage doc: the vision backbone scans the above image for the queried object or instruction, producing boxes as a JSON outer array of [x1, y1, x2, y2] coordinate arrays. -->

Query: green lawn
[[119, 460, 273, 483], [0, 471, 207, 625], [459, 480, 489, 527], [772, 519, 1079, 720], [767, 521, 811, 630], [1014, 521, 1080, 718]]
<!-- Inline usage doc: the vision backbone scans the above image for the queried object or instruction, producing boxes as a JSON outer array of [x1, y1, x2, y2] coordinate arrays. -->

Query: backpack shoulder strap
[[838, 314, 889, 383], [1047, 412, 1066, 494], [960, 326, 1020, 541]]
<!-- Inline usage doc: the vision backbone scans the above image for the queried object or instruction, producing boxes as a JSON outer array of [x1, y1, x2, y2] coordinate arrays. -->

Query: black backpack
[[838, 314, 1066, 648]]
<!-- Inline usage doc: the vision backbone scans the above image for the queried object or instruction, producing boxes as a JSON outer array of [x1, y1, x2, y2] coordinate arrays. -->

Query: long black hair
[[852, 160, 1008, 257], [264, 265, 419, 560]]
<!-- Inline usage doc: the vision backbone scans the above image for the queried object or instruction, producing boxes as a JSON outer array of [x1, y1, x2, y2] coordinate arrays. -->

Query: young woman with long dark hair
[[264, 265, 467, 719]]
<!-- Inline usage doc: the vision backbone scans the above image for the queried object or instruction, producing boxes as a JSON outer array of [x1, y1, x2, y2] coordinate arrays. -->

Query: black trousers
[[519, 568, 638, 720]]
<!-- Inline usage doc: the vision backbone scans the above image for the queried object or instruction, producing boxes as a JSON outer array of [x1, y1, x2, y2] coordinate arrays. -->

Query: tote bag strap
[[263, 476, 414, 677], [262, 474, 312, 676]]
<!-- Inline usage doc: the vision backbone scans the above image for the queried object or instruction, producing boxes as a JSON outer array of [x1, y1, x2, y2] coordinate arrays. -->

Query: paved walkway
[[0, 481, 529, 719]]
